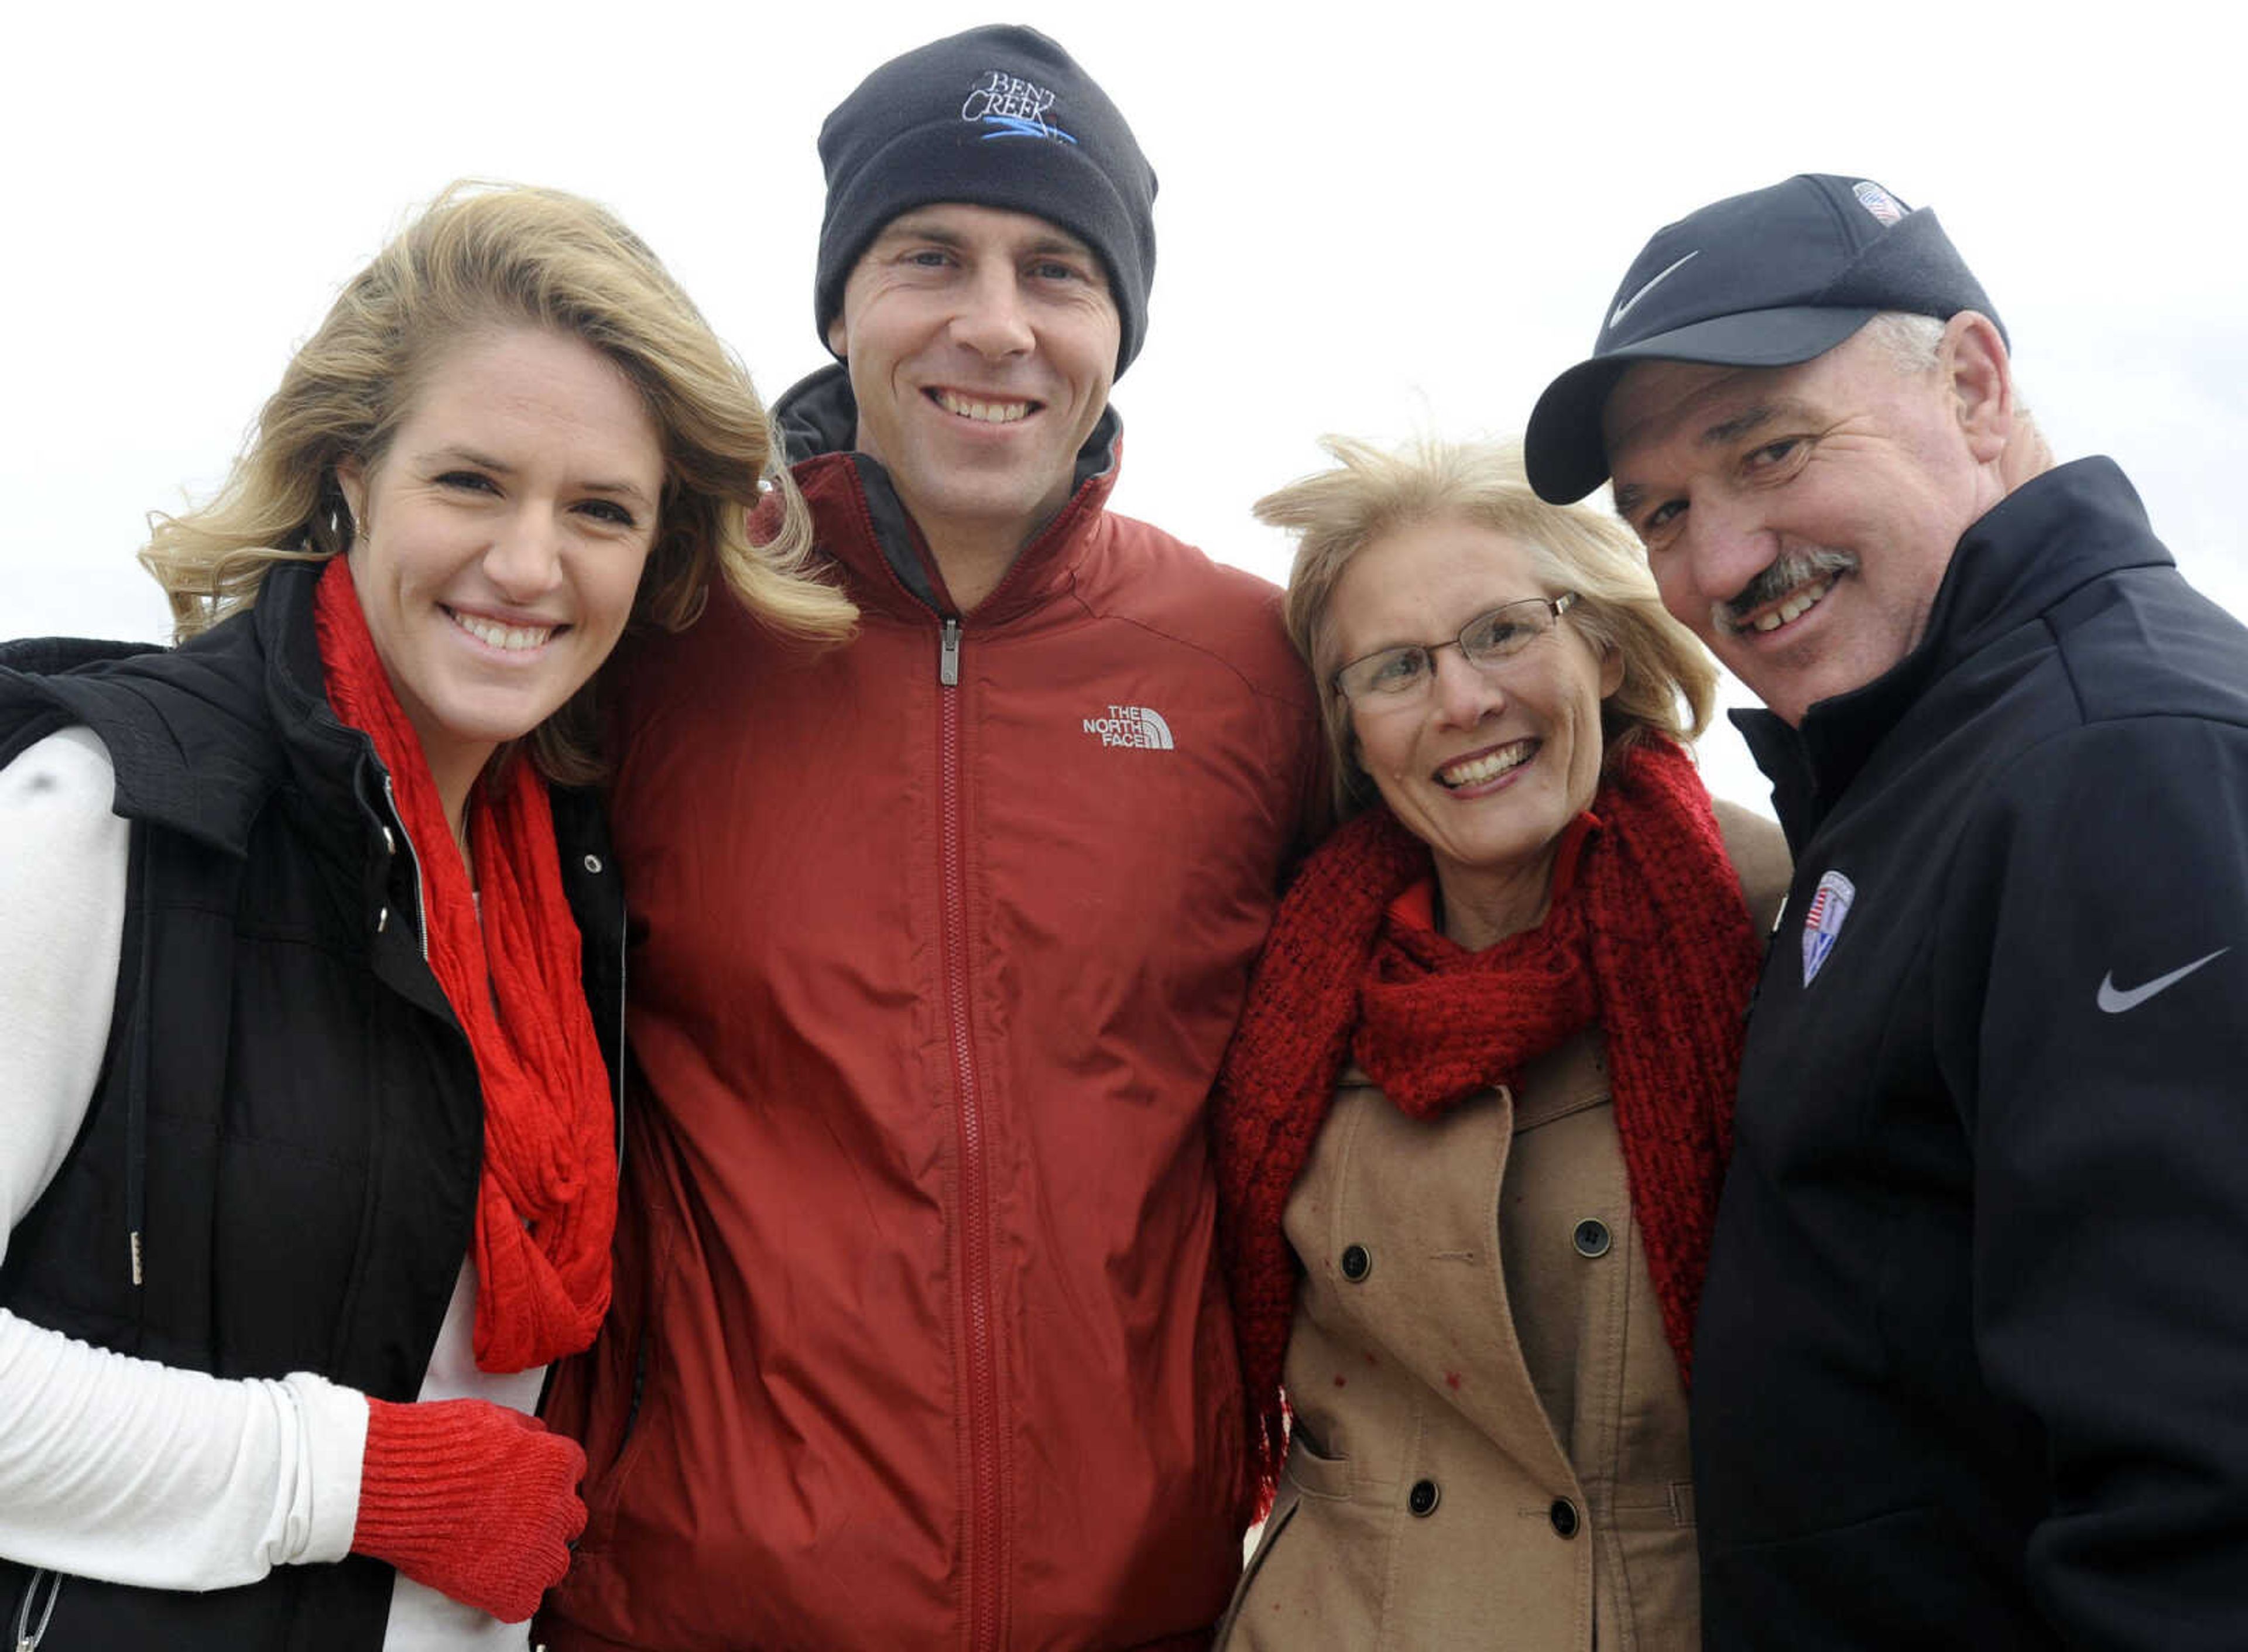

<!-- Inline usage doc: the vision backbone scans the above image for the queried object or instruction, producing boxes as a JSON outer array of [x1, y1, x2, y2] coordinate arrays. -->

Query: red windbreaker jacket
[[542, 371, 1321, 1651]]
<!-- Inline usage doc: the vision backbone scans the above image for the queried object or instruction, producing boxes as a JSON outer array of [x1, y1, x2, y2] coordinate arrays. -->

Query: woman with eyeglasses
[[1212, 437, 1788, 1650]]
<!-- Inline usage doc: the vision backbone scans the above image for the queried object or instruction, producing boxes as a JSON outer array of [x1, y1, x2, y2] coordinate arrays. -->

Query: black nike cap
[[1523, 173, 2006, 504]]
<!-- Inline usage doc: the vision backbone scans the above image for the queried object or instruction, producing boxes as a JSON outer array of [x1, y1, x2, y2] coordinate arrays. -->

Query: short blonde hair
[[140, 180, 855, 783], [1257, 435, 1715, 816]]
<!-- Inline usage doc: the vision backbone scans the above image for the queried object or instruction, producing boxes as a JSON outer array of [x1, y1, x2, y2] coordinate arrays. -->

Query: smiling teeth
[[1749, 577, 1836, 633], [1440, 743, 1534, 788], [451, 610, 553, 652], [935, 390, 1031, 424]]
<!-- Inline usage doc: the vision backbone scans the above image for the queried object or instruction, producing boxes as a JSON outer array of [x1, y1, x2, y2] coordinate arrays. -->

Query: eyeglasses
[[1330, 593, 1581, 705]]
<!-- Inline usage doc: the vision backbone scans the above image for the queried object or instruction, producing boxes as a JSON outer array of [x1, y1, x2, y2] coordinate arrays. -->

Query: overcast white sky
[[5, 0, 2241, 811]]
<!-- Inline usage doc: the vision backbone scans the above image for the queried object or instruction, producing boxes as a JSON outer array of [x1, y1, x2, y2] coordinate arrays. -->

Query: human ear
[[335, 458, 368, 548], [1598, 642, 1626, 700], [1943, 311, 2014, 463], [825, 313, 849, 359]]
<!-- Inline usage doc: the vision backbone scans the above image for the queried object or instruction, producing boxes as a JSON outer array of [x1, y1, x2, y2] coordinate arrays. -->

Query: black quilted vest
[[0, 561, 624, 1650]]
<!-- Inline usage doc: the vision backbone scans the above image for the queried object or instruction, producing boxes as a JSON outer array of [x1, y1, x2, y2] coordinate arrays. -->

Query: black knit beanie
[[814, 25, 1158, 375]]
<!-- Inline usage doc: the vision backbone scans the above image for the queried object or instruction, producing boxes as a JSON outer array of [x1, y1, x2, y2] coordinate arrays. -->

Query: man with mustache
[[1524, 174, 2248, 1648]]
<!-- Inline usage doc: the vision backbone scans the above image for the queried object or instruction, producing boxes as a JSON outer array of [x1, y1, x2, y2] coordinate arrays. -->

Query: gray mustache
[[1716, 549, 1857, 633]]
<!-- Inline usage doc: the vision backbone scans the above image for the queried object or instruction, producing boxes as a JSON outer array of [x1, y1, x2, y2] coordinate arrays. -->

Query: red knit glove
[[350, 1396, 588, 1623]]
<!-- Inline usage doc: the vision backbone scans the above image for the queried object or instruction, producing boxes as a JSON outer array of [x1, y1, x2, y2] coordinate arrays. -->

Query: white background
[[5, 0, 2240, 810]]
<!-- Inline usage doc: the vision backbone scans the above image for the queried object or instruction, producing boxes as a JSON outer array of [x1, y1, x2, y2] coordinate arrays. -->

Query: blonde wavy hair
[[141, 180, 855, 783], [1256, 435, 1716, 817]]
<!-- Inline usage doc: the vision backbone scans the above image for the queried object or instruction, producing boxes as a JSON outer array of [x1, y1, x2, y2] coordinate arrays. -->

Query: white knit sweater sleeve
[[0, 727, 366, 1586]]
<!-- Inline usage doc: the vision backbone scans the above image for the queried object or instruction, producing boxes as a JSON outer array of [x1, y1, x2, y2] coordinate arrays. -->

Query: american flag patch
[[1802, 869, 1857, 985], [1852, 181, 1905, 225]]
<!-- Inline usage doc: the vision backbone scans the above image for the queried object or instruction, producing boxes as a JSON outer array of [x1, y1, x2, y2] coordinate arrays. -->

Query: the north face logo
[[1083, 704, 1173, 750]]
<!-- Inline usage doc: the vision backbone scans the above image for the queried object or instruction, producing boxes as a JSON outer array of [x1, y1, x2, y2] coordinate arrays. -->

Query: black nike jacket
[[1694, 458, 2248, 1650]]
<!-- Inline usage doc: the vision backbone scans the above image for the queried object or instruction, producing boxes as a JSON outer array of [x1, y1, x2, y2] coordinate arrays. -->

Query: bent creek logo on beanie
[[961, 68, 1078, 144]]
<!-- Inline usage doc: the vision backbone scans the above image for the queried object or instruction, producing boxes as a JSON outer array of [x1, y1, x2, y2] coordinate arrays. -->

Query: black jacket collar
[[1735, 457, 2168, 845]]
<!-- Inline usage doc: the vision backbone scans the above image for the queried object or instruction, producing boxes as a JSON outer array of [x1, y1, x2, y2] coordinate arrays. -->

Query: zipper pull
[[939, 618, 961, 687], [15, 1568, 59, 1650]]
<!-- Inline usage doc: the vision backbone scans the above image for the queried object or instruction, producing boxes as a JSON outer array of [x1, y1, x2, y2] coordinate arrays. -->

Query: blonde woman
[[1215, 438, 1785, 1650], [0, 184, 851, 1651]]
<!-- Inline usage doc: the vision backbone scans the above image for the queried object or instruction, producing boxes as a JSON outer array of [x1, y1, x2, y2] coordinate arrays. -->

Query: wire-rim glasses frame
[[1330, 592, 1582, 706]]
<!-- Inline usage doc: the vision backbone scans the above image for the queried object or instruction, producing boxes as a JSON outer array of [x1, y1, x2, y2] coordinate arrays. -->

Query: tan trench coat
[[1217, 803, 1788, 1651]]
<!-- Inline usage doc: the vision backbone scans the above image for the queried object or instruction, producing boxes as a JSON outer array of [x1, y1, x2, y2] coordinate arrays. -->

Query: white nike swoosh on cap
[[2096, 947, 2230, 1013], [1609, 251, 1700, 331]]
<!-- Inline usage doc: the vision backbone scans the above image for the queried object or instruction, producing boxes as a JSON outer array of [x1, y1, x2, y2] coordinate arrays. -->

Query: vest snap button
[[582, 854, 604, 875], [1407, 1478, 1440, 1517], [376, 906, 389, 933], [381, 825, 396, 855], [1339, 1243, 1372, 1281], [1550, 1497, 1580, 1538], [1572, 1218, 1612, 1259]]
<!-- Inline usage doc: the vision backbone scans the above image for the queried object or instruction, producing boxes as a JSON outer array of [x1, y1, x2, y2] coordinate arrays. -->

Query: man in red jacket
[[540, 26, 1322, 1652]]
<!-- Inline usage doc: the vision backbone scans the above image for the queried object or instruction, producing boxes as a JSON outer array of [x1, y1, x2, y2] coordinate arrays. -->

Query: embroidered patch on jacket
[[1082, 704, 1174, 750], [1852, 181, 1905, 225], [1802, 869, 1856, 985], [961, 70, 1078, 143]]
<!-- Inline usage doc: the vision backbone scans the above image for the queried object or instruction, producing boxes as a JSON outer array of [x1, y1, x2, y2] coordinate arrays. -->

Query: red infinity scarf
[[1214, 738, 1760, 1512], [314, 557, 616, 1373]]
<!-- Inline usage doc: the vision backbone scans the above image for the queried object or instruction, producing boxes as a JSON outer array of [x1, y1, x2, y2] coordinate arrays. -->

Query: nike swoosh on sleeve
[[2095, 947, 2230, 1013]]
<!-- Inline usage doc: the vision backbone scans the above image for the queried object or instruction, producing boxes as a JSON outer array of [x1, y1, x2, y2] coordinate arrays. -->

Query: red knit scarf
[[314, 557, 616, 1373], [1214, 738, 1760, 1512]]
